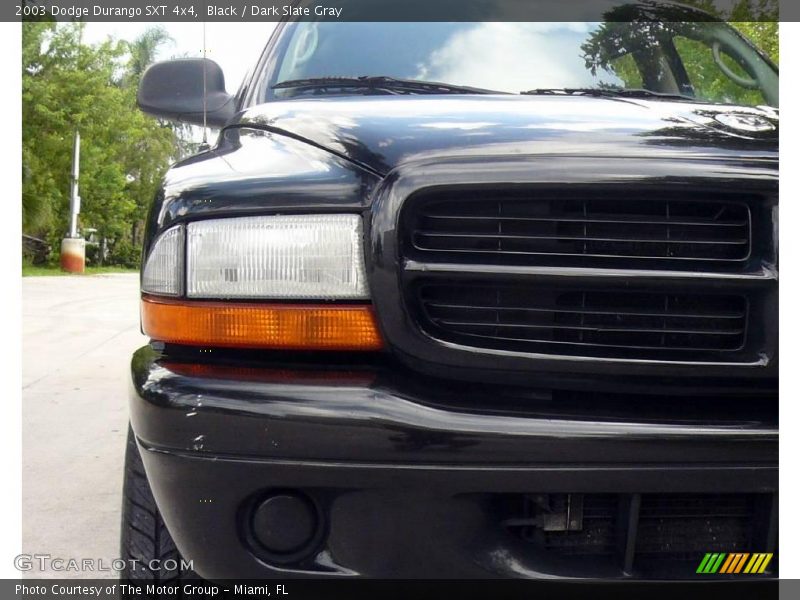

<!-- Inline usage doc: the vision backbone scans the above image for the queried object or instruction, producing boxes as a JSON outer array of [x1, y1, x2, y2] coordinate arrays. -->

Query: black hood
[[236, 95, 778, 176]]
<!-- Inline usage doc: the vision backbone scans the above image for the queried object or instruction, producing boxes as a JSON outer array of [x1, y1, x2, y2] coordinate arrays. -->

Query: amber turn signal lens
[[141, 296, 384, 351]]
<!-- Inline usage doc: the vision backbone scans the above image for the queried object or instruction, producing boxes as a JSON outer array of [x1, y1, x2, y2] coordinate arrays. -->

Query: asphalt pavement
[[22, 273, 144, 578]]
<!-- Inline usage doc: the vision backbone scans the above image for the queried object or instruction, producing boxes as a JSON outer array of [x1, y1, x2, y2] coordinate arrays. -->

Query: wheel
[[120, 425, 188, 586]]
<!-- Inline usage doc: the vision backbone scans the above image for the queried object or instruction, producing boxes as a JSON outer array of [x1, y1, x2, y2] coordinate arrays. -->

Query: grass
[[22, 264, 138, 277]]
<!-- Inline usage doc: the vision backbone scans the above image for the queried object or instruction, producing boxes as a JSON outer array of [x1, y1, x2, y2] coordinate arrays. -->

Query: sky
[[82, 22, 278, 96]]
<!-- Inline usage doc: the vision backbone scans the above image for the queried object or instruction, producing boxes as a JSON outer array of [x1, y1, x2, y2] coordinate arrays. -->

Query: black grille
[[636, 494, 754, 558], [416, 283, 748, 360], [500, 493, 774, 576], [405, 192, 751, 270]]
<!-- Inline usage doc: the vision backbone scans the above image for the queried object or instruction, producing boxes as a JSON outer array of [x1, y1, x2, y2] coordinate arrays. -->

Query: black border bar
[[10, 0, 784, 22], [2, 579, 782, 600]]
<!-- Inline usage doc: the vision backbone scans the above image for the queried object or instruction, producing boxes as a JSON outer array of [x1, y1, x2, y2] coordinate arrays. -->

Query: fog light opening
[[247, 490, 325, 565]]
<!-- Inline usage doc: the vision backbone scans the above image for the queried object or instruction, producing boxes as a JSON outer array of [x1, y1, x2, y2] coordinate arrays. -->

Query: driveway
[[22, 273, 144, 578]]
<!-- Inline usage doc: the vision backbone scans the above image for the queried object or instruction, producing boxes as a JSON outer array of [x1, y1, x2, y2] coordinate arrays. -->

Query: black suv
[[124, 4, 778, 582]]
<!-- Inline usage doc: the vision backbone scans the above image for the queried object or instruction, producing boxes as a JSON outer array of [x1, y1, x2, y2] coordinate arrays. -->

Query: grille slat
[[420, 214, 749, 227], [433, 329, 742, 353], [415, 233, 748, 245], [407, 194, 752, 268], [434, 321, 745, 336], [425, 302, 745, 320], [417, 284, 748, 360], [410, 247, 749, 261]]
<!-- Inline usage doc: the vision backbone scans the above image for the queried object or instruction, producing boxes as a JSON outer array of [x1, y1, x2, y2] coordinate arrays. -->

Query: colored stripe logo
[[697, 553, 773, 574]]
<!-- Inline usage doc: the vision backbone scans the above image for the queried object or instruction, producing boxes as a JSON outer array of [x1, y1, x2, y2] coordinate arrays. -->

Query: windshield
[[267, 21, 778, 107]]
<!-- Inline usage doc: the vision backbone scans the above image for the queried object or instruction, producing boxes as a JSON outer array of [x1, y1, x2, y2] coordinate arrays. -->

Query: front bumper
[[129, 345, 777, 580]]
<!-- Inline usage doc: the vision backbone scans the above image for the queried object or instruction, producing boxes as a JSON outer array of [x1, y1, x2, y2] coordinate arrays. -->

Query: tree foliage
[[578, 1, 777, 108], [687, 0, 779, 64], [22, 23, 178, 264]]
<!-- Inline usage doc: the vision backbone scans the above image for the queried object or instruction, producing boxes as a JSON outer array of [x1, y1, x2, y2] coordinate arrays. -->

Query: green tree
[[124, 28, 197, 163], [683, 0, 779, 63], [579, 1, 778, 107], [22, 23, 178, 265], [125, 26, 173, 83]]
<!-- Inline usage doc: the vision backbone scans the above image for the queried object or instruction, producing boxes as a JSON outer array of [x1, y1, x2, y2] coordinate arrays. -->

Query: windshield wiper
[[520, 87, 696, 101], [273, 76, 507, 96]]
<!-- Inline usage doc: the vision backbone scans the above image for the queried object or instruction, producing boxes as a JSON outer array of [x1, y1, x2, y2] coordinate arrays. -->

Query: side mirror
[[137, 58, 235, 128]]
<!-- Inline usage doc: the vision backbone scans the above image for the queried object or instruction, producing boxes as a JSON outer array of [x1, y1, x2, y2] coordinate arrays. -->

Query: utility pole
[[68, 130, 80, 237], [60, 130, 85, 273]]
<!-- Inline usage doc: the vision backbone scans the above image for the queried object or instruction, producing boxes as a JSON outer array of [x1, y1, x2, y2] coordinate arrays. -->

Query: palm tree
[[126, 26, 174, 85]]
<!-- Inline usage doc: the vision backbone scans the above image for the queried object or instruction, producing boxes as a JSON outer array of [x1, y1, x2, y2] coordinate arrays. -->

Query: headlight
[[141, 225, 184, 296], [142, 215, 369, 299], [140, 214, 382, 350], [186, 214, 369, 299]]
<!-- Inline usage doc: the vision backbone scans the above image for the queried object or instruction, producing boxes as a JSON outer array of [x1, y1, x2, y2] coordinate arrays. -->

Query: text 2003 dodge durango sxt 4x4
[[123, 3, 778, 582]]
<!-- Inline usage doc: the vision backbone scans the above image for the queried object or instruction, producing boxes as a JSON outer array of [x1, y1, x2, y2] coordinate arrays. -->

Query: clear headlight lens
[[141, 225, 184, 296], [141, 215, 369, 300], [186, 214, 369, 299]]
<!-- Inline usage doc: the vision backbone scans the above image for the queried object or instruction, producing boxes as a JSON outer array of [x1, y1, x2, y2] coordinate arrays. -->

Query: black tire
[[120, 425, 187, 585]]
